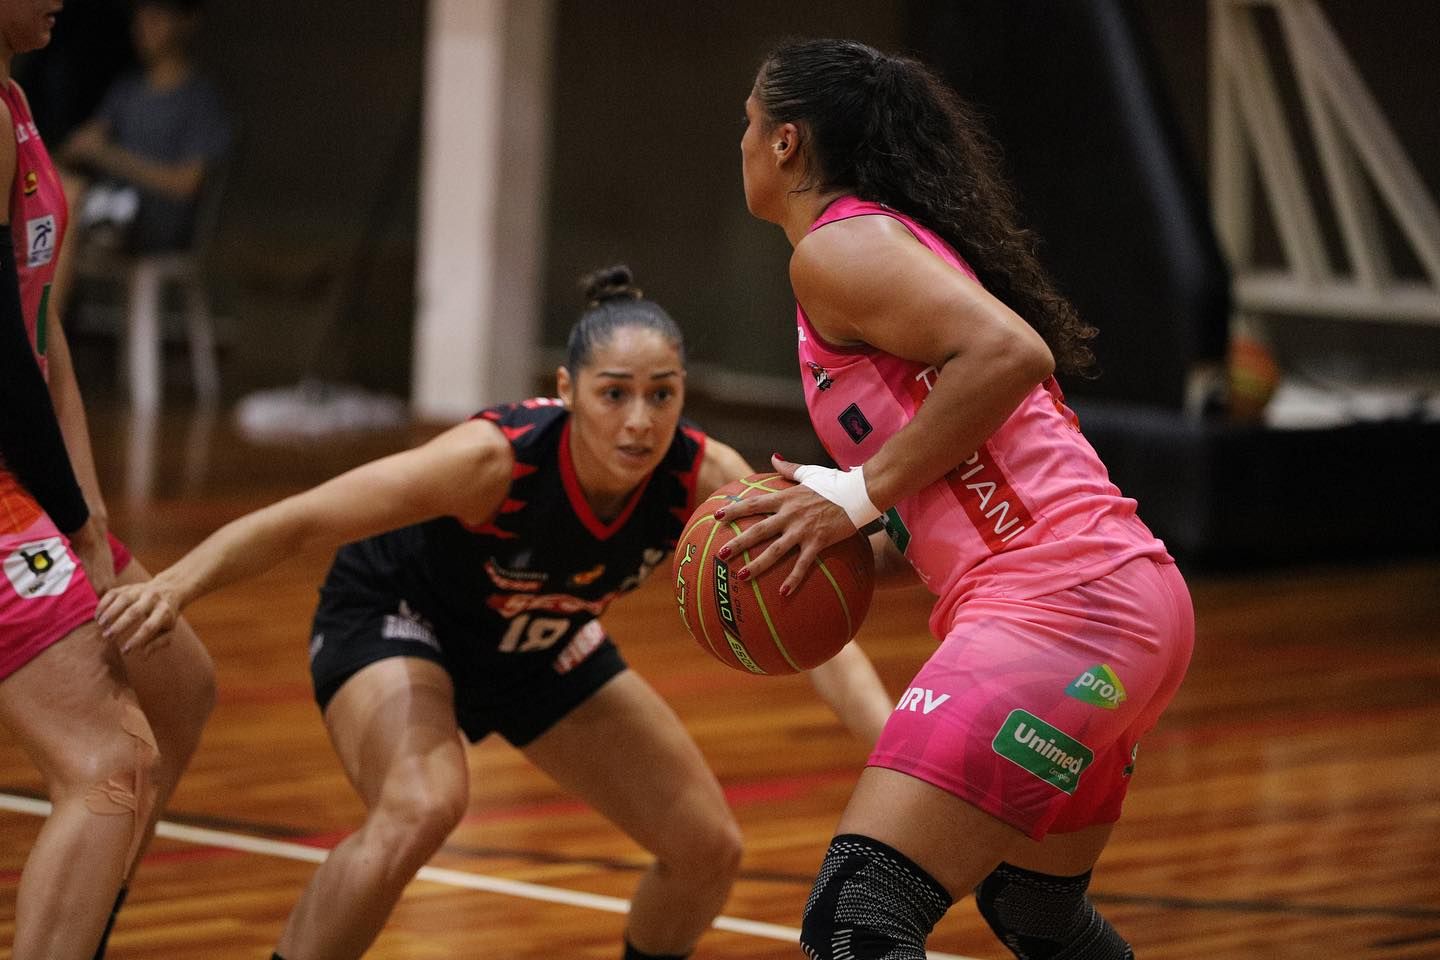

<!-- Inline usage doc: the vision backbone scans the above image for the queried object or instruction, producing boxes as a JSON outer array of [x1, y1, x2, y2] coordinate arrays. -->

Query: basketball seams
[[699, 473, 790, 509], [814, 557, 854, 646], [732, 524, 801, 673], [691, 517, 731, 667]]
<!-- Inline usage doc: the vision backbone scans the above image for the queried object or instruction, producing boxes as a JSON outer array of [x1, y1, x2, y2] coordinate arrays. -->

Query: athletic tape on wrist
[[793, 464, 882, 530]]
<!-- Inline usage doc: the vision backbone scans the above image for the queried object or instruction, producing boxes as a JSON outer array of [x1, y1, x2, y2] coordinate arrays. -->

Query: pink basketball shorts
[[1, 513, 134, 681], [869, 556, 1194, 840]]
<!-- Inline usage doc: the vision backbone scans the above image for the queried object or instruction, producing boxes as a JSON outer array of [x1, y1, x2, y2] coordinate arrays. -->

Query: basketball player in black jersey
[[97, 266, 892, 960]]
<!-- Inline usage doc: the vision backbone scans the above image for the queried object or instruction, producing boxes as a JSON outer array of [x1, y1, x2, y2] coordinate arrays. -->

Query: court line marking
[[0, 792, 977, 959]]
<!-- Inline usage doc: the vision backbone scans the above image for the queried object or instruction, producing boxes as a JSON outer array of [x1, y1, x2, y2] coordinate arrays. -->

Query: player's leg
[[800, 767, 1021, 960], [972, 824, 1135, 960], [971, 559, 1196, 959], [112, 556, 216, 826], [521, 669, 743, 959], [0, 621, 159, 960], [274, 656, 468, 960], [98, 556, 216, 932]]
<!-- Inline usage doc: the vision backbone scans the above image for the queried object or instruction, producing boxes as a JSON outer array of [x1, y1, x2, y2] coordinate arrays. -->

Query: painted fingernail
[[779, 583, 792, 598], [714, 509, 726, 519], [737, 567, 751, 581], [717, 545, 731, 559]]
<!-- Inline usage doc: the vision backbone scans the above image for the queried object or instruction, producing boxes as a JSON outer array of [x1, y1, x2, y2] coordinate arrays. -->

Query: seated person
[[57, 0, 230, 264]]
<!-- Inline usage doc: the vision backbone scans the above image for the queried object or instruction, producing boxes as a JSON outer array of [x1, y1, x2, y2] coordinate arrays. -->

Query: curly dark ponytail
[[756, 39, 1097, 376], [567, 264, 686, 371]]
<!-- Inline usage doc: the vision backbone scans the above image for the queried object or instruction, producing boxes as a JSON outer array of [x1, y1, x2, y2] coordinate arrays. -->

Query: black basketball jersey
[[328, 398, 706, 662]]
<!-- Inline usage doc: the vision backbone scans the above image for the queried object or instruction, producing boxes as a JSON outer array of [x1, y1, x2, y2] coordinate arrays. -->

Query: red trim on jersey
[[500, 423, 535, 442], [458, 519, 518, 539], [559, 420, 647, 541], [677, 425, 707, 515]]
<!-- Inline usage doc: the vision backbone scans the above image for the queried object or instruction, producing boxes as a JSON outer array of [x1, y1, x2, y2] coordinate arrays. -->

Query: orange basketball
[[671, 472, 875, 675]]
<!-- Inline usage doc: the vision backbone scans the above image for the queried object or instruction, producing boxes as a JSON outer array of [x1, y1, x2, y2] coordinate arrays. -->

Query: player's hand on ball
[[96, 577, 182, 656], [716, 454, 871, 596]]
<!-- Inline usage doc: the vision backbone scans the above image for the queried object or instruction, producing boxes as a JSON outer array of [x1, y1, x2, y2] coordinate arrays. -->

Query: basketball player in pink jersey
[[723, 39, 1194, 959], [0, 4, 215, 957]]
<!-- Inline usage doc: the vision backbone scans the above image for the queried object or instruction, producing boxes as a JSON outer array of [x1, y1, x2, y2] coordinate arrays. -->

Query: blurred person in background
[[50, 0, 229, 313]]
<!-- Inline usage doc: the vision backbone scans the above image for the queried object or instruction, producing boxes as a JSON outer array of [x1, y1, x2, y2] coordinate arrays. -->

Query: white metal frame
[[1210, 0, 1440, 326]]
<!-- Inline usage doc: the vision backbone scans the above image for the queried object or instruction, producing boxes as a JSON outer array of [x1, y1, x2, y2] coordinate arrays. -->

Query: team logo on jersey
[[992, 709, 1093, 795], [1122, 742, 1139, 777], [1066, 664, 1127, 710], [553, 619, 605, 675], [838, 402, 872, 444], [570, 563, 605, 586], [22, 170, 38, 196], [3, 537, 76, 598], [807, 361, 833, 391], [26, 215, 56, 268], [880, 507, 910, 554]]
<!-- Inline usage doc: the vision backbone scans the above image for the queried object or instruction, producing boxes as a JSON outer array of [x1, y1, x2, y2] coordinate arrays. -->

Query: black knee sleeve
[[974, 863, 1133, 960], [800, 834, 952, 960]]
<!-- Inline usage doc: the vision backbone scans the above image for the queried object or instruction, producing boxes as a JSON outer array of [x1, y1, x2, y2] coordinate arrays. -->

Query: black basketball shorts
[[308, 580, 627, 748]]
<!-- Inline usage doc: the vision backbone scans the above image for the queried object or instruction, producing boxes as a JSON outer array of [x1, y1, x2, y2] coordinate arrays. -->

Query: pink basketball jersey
[[796, 197, 1170, 635], [2, 80, 67, 381]]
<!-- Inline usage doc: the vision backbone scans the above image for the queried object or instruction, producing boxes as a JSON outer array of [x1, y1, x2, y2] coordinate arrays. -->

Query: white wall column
[[413, 0, 556, 420]]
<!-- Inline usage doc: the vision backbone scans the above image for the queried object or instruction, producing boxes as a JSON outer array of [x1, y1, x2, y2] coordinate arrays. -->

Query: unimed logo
[[991, 709, 1093, 794]]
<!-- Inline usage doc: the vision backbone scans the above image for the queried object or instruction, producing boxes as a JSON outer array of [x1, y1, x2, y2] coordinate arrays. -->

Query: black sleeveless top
[[327, 399, 706, 657]]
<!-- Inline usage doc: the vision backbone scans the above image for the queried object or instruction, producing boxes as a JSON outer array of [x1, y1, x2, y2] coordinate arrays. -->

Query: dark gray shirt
[[96, 71, 230, 252]]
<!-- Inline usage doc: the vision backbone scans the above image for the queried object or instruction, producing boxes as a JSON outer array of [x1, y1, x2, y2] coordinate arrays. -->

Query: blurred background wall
[[15, 0, 1440, 557], [21, 0, 1437, 402]]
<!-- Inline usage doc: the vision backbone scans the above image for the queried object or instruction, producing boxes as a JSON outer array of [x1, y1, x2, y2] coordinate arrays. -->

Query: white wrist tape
[[793, 464, 883, 530]]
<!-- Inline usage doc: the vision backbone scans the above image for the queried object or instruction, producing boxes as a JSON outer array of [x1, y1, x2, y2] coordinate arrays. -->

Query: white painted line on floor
[[0, 791, 977, 959]]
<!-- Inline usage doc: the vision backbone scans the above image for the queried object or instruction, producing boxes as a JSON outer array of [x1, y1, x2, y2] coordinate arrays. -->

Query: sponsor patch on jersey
[[553, 619, 605, 675], [570, 563, 605, 586], [26, 214, 56, 268], [22, 170, 38, 196], [880, 507, 911, 554], [807, 361, 833, 391], [381, 600, 440, 651], [992, 709, 1093, 795], [1066, 664, 1128, 710], [3, 537, 76, 598], [837, 402, 873, 444]]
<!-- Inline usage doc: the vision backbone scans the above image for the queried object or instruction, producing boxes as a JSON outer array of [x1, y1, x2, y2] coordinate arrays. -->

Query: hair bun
[[580, 265, 643, 305]]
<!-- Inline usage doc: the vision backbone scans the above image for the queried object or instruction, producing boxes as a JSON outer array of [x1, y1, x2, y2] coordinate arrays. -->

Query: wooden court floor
[[2, 408, 1438, 959]]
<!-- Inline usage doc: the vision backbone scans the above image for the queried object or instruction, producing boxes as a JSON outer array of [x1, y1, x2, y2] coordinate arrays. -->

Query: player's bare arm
[[97, 419, 515, 650]]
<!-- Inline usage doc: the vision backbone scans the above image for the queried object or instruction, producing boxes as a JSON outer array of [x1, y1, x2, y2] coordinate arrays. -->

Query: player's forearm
[[160, 499, 330, 610], [807, 642, 891, 746], [91, 143, 203, 199], [862, 341, 1052, 512]]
